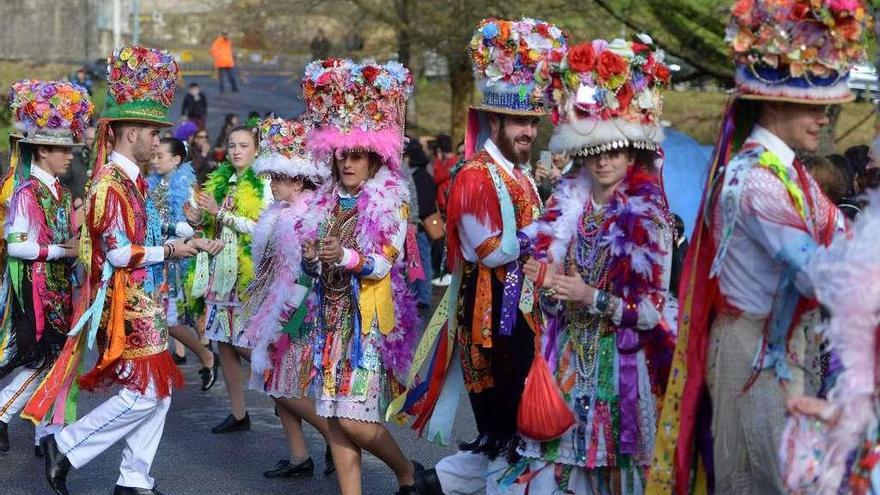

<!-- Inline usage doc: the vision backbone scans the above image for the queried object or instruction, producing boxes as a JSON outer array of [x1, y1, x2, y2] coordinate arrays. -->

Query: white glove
[[175, 221, 195, 239]]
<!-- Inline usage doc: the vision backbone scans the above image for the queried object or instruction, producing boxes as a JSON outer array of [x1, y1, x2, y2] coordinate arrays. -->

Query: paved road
[[171, 73, 307, 144]]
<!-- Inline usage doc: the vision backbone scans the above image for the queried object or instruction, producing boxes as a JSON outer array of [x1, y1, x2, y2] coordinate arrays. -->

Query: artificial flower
[[567, 43, 597, 73]]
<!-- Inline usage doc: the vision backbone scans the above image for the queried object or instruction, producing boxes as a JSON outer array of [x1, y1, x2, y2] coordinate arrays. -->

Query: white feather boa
[[809, 190, 880, 493], [242, 190, 321, 379], [537, 166, 592, 263]]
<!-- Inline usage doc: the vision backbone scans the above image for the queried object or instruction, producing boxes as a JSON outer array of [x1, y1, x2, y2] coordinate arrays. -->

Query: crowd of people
[[2, 2, 880, 495]]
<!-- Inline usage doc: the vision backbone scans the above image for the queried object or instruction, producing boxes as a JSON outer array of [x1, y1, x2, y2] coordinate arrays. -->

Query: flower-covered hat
[[9, 80, 93, 146], [538, 35, 672, 156], [102, 45, 179, 125], [302, 58, 413, 172], [469, 17, 568, 116], [728, 0, 870, 104], [252, 117, 330, 184]]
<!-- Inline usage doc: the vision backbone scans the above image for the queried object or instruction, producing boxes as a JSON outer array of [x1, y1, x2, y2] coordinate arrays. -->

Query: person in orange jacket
[[211, 31, 238, 93]]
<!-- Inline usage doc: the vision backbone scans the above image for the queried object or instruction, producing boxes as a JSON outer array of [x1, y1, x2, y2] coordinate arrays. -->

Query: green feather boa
[[184, 161, 265, 317]]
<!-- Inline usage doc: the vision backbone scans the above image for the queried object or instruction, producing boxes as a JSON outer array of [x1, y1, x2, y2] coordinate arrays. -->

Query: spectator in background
[[670, 214, 688, 293], [845, 144, 872, 187], [431, 134, 457, 287], [70, 67, 93, 95], [211, 31, 239, 93], [59, 125, 96, 202], [406, 139, 437, 308], [803, 154, 850, 218], [215, 113, 240, 149], [190, 128, 217, 185], [310, 29, 331, 60], [827, 153, 862, 219], [181, 82, 208, 130], [535, 151, 569, 201]]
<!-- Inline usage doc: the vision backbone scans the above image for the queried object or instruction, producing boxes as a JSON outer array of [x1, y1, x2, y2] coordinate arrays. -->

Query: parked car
[[848, 63, 878, 101]]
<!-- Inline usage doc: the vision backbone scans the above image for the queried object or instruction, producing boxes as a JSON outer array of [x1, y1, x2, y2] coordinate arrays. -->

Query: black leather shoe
[[415, 467, 445, 495], [323, 445, 335, 476], [262, 457, 314, 478], [210, 413, 250, 434], [199, 352, 219, 391], [41, 434, 71, 495], [112, 484, 165, 495], [0, 421, 9, 452], [35, 445, 43, 457]]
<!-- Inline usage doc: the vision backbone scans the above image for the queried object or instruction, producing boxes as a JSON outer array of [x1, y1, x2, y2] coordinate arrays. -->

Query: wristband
[[37, 245, 49, 261], [359, 256, 376, 276], [595, 290, 609, 313]]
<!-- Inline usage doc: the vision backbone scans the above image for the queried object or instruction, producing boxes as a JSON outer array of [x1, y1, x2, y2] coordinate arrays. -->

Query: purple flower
[[40, 84, 57, 99], [46, 115, 62, 128]]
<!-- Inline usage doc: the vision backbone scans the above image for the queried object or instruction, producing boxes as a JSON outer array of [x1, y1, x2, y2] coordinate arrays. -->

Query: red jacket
[[433, 155, 457, 213]]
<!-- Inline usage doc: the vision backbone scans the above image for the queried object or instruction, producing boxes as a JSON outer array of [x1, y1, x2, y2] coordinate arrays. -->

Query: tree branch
[[591, 0, 732, 82]]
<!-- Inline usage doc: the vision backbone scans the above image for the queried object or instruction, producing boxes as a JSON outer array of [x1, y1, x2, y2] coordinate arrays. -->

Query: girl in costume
[[185, 125, 270, 434], [148, 137, 218, 391], [517, 37, 675, 494], [301, 58, 421, 495], [241, 118, 335, 479]]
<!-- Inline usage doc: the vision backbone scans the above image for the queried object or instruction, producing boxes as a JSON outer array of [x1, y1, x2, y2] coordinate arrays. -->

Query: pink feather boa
[[242, 191, 321, 379], [312, 165, 419, 382], [308, 127, 404, 173]]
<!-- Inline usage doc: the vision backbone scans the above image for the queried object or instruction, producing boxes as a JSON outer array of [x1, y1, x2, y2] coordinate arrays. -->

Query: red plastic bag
[[517, 352, 576, 441]]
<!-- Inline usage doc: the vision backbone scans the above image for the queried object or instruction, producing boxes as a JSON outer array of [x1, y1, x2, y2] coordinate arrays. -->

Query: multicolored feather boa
[[241, 191, 320, 380], [312, 165, 419, 382], [185, 161, 264, 314], [147, 162, 195, 226], [534, 165, 675, 452]]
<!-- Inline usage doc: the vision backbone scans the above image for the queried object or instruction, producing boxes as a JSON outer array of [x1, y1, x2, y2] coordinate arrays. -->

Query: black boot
[[262, 457, 314, 478], [35, 445, 43, 457], [41, 434, 71, 495], [112, 484, 166, 494], [210, 412, 250, 434], [414, 467, 445, 495], [323, 445, 336, 476], [0, 421, 8, 452]]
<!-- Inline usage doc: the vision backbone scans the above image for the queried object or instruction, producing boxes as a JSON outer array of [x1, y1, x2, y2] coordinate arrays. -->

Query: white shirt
[[714, 126, 845, 315], [6, 163, 67, 260]]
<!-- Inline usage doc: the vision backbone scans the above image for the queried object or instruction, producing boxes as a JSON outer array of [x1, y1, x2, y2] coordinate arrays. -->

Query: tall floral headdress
[[9, 80, 93, 146], [538, 35, 672, 156], [252, 117, 329, 184], [102, 45, 179, 125], [302, 58, 413, 172], [727, 0, 870, 103]]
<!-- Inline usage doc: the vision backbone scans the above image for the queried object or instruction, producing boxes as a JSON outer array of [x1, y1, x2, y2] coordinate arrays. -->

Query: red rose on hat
[[596, 50, 628, 82], [655, 64, 671, 84], [567, 43, 597, 73], [615, 82, 634, 113], [362, 66, 379, 84]]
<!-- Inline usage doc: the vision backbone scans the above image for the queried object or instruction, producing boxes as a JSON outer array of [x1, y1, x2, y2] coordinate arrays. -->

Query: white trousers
[[56, 381, 171, 489], [0, 366, 59, 445], [435, 451, 526, 495]]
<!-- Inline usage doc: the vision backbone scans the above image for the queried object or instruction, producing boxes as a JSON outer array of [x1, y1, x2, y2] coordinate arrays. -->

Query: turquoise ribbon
[[487, 163, 518, 256], [67, 262, 113, 350]]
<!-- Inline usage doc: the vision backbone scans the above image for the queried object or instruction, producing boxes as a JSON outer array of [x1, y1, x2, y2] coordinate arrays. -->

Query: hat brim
[[735, 91, 855, 105], [98, 116, 174, 127], [469, 104, 546, 117], [17, 138, 84, 147]]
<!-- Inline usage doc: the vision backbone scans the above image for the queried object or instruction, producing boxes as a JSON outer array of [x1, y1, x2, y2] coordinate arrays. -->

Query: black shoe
[[35, 445, 43, 457], [41, 434, 71, 495], [262, 457, 314, 478], [414, 467, 445, 495], [323, 445, 335, 476], [0, 421, 8, 452], [199, 352, 219, 391], [172, 353, 186, 365], [210, 413, 250, 434], [112, 485, 165, 495], [394, 486, 419, 495]]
